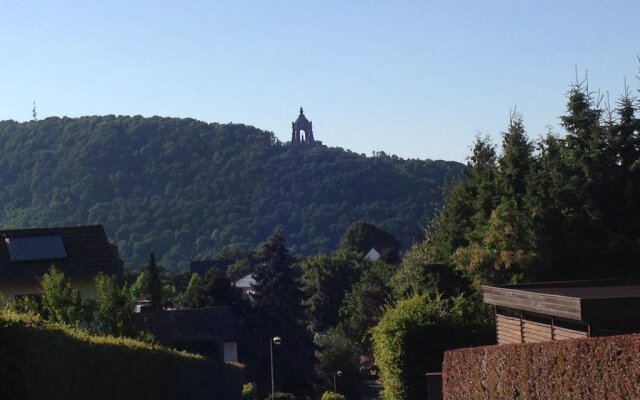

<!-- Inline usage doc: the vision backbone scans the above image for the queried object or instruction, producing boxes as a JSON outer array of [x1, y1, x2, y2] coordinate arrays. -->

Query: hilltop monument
[[291, 107, 315, 144]]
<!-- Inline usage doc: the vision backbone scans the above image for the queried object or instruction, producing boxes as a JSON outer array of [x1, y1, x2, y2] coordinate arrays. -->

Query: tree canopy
[[401, 79, 640, 288], [0, 116, 462, 270]]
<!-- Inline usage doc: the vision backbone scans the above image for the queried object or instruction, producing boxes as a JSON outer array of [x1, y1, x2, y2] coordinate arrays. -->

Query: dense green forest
[[0, 116, 462, 269]]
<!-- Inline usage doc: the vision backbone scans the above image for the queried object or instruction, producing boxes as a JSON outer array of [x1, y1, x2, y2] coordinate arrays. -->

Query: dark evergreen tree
[[145, 253, 163, 310], [546, 82, 613, 278], [612, 88, 639, 170], [243, 230, 314, 398], [524, 134, 570, 280], [201, 268, 232, 305], [300, 250, 362, 333], [468, 136, 500, 229], [600, 89, 640, 277], [251, 229, 301, 320], [561, 82, 611, 187], [401, 68, 640, 287], [499, 113, 533, 203]]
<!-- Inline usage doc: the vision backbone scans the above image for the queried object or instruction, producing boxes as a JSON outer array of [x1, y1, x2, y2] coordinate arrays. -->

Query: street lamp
[[333, 370, 342, 393], [270, 336, 282, 400]]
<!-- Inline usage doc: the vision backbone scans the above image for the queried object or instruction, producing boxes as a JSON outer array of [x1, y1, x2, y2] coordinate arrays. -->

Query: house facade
[[0, 225, 121, 301], [134, 306, 240, 363], [234, 273, 256, 299]]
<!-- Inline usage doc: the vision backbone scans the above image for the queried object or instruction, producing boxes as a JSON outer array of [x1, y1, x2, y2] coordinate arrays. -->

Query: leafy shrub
[[320, 391, 347, 400], [443, 334, 640, 399], [372, 294, 491, 400], [242, 382, 257, 400], [40, 266, 83, 325], [93, 273, 135, 336], [0, 311, 244, 400]]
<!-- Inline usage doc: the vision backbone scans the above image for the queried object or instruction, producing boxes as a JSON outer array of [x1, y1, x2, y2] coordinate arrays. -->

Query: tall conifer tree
[[146, 253, 163, 310], [245, 230, 314, 397]]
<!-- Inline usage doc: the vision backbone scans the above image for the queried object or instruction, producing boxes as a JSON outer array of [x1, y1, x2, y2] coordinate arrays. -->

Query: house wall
[[495, 308, 587, 345], [0, 277, 97, 302], [554, 324, 588, 340], [496, 314, 522, 344], [523, 319, 552, 343]]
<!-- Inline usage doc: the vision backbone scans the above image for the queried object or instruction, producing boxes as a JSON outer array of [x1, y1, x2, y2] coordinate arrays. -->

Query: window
[[5, 235, 67, 262]]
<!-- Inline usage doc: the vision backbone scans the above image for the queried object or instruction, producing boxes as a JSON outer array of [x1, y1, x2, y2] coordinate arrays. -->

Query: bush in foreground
[[372, 294, 491, 400]]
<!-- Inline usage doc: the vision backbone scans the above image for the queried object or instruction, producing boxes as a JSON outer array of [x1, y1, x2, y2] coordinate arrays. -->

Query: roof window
[[5, 235, 67, 262]]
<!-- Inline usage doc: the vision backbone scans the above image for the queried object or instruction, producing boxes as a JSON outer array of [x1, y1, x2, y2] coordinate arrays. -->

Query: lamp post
[[270, 336, 282, 400], [333, 370, 342, 393]]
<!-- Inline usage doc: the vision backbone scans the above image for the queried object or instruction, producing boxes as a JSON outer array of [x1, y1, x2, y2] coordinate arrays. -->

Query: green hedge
[[0, 312, 243, 400], [443, 334, 640, 399], [372, 295, 492, 400]]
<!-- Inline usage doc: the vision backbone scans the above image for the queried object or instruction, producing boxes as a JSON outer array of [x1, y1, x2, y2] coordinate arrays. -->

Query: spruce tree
[[202, 268, 232, 306], [251, 229, 301, 320], [146, 253, 163, 310], [499, 113, 533, 203], [613, 89, 639, 170], [245, 230, 314, 397]]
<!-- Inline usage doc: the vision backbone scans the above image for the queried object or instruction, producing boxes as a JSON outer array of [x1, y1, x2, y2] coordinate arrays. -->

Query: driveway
[[360, 379, 382, 400]]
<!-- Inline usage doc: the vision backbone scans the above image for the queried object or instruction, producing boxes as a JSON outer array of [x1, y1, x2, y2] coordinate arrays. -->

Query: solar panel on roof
[[5, 235, 67, 262]]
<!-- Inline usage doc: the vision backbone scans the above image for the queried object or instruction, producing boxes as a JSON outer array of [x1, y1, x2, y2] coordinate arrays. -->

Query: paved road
[[360, 379, 382, 400]]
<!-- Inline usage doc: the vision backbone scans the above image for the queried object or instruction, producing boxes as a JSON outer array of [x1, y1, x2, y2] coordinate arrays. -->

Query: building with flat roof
[[134, 306, 240, 363], [483, 280, 640, 345]]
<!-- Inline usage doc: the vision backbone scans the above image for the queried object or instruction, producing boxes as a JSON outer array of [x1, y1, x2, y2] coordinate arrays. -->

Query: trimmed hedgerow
[[0, 311, 243, 400], [442, 334, 640, 399]]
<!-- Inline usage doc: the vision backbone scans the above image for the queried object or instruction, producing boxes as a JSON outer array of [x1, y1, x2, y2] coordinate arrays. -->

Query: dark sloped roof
[[190, 259, 234, 275], [0, 225, 121, 283], [134, 306, 239, 345]]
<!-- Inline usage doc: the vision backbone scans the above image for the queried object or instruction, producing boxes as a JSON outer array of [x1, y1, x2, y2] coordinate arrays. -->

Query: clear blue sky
[[1, 1, 639, 162]]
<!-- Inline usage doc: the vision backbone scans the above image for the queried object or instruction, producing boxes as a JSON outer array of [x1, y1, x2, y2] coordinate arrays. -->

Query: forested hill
[[0, 116, 463, 269]]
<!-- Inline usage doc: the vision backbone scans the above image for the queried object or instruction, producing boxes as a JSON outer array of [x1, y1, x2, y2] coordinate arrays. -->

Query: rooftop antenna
[[32, 101, 37, 121]]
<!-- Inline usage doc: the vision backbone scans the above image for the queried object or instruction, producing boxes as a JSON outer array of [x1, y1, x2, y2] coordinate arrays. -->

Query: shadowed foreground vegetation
[[0, 311, 243, 400]]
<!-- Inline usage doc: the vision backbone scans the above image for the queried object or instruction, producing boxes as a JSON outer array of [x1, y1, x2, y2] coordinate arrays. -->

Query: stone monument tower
[[291, 107, 315, 144]]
